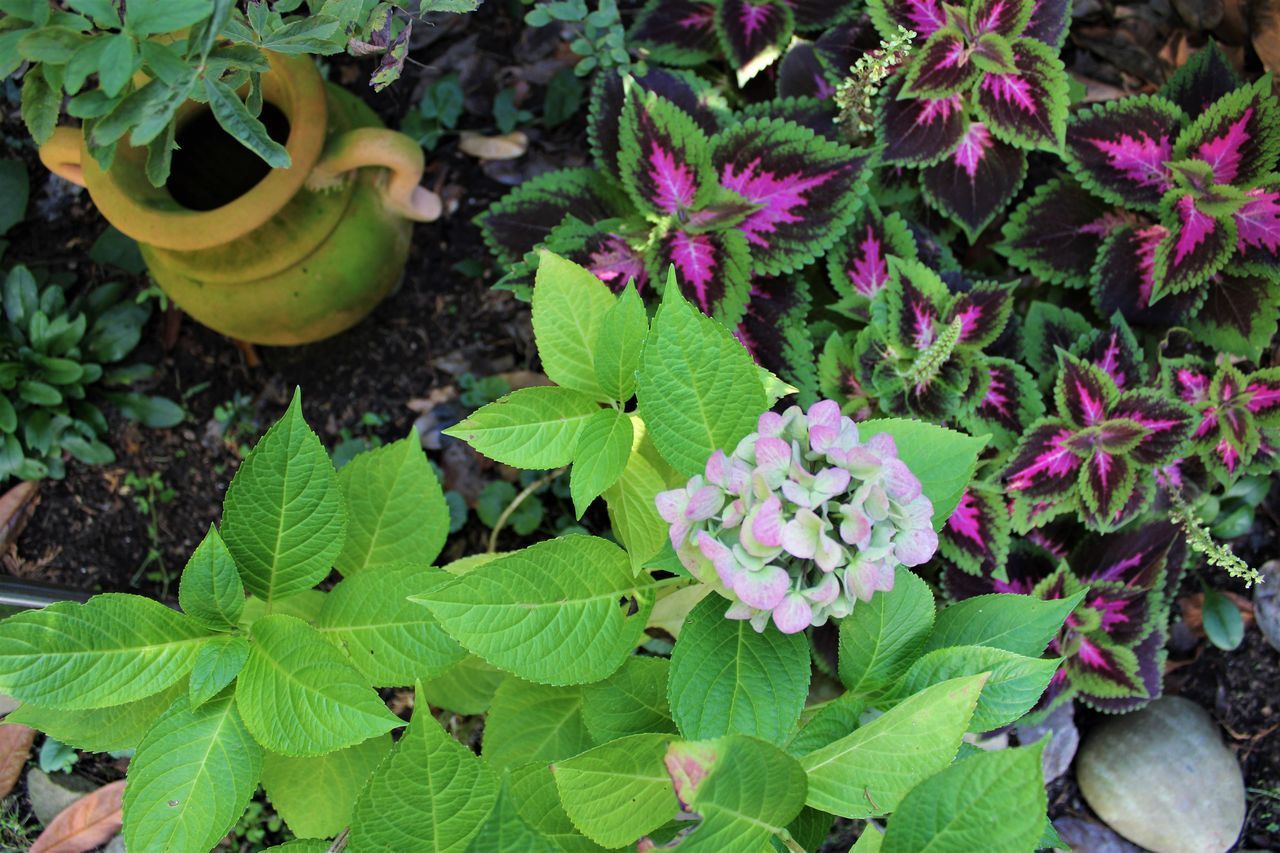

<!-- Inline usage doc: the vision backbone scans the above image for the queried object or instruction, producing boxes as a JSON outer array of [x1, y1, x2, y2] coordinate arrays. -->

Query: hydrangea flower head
[[656, 401, 939, 634]]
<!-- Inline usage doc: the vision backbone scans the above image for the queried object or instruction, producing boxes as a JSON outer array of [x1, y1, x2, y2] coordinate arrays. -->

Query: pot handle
[[309, 128, 441, 222], [38, 128, 88, 188]]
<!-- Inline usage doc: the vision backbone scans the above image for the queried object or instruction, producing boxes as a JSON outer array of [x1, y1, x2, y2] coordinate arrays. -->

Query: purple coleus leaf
[[901, 27, 978, 97], [629, 0, 721, 66], [877, 74, 968, 166], [716, 0, 795, 85], [618, 85, 718, 219], [1091, 223, 1205, 328], [779, 19, 881, 100], [1064, 94, 1186, 212], [921, 123, 1028, 240], [1022, 0, 1071, 47], [1001, 177, 1131, 288], [712, 115, 871, 275], [867, 0, 946, 40], [1020, 301, 1093, 381], [1233, 179, 1280, 274], [742, 96, 840, 141], [545, 219, 650, 293], [962, 355, 1044, 450], [884, 256, 948, 350], [939, 484, 1012, 579], [478, 167, 633, 264], [1159, 41, 1243, 118], [1190, 265, 1280, 361], [945, 281, 1015, 349], [1004, 416, 1085, 524], [1177, 361, 1280, 480], [968, 0, 1036, 37], [736, 274, 813, 382], [1073, 314, 1147, 391], [826, 204, 919, 311], [783, 0, 853, 31], [1172, 76, 1280, 187], [1150, 190, 1237, 300], [973, 38, 1068, 151], [646, 227, 754, 325]]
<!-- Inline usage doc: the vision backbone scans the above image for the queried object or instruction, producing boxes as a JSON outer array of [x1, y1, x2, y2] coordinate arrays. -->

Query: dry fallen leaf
[[458, 131, 529, 161], [1180, 591, 1254, 636], [1250, 0, 1280, 71], [0, 481, 40, 552], [29, 779, 125, 853], [0, 724, 35, 799]]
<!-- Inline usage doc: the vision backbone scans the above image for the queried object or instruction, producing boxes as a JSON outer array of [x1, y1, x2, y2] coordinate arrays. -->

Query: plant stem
[[487, 466, 567, 553]]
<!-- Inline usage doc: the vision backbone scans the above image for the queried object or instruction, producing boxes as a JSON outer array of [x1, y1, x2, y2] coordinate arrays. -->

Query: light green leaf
[[0, 594, 208, 709], [837, 567, 935, 699], [785, 692, 864, 758], [444, 386, 602, 469], [350, 704, 498, 851], [602, 434, 669, 572], [335, 431, 450, 574], [414, 536, 652, 686], [465, 775, 559, 853], [581, 656, 676, 744], [897, 645, 1062, 732], [5, 682, 183, 753], [532, 251, 616, 398], [858, 419, 987, 530], [221, 391, 347, 606], [594, 284, 648, 401], [923, 591, 1084, 657], [665, 735, 807, 849], [853, 825, 884, 852], [203, 75, 291, 168], [98, 33, 138, 98], [553, 733, 678, 847], [317, 564, 466, 686], [261, 734, 391, 839], [801, 674, 985, 818], [483, 679, 593, 771], [239, 589, 327, 628], [178, 525, 245, 632], [668, 595, 810, 745], [19, 65, 59, 145], [636, 279, 765, 476], [122, 694, 263, 853], [507, 763, 606, 851], [188, 635, 249, 708], [881, 742, 1047, 853], [236, 614, 401, 756], [570, 409, 633, 517], [124, 0, 212, 34], [419, 655, 507, 715]]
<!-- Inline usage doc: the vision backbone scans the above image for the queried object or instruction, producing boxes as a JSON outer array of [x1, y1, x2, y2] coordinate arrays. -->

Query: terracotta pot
[[38, 53, 440, 345]]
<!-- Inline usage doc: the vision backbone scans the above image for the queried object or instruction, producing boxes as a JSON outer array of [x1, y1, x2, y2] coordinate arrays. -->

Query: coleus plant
[[865, 0, 1072, 239], [1001, 43, 1280, 358]]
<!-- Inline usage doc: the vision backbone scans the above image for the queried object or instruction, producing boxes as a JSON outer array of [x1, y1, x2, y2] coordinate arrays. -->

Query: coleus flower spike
[[1003, 349, 1196, 533], [656, 400, 938, 634]]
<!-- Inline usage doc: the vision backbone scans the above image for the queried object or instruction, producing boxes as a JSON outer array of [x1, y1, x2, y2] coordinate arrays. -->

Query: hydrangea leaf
[[929, 582, 1082, 656], [466, 776, 558, 853], [1172, 76, 1280, 187], [603, 439, 672, 573], [663, 735, 807, 849], [4, 683, 183, 754], [628, 0, 720, 67], [973, 38, 1068, 151], [963, 356, 1044, 451], [236, 614, 401, 756], [1191, 267, 1280, 361], [866, 0, 947, 41], [414, 536, 652, 686], [552, 733, 679, 847], [619, 84, 718, 219], [1090, 222, 1204, 326], [897, 644, 1062, 731], [596, 283, 648, 405], [177, 525, 245, 632], [482, 680, 593, 770], [876, 76, 968, 166], [836, 566, 935, 699], [1064, 94, 1185, 211], [570, 408, 635, 517], [532, 251, 618, 399], [349, 705, 497, 851], [645, 227, 754, 324], [637, 276, 766, 476], [478, 167, 632, 265], [1159, 41, 1244, 118], [921, 124, 1028, 240], [712, 116, 870, 276], [785, 693, 865, 758], [444, 386, 603, 469], [582, 656, 677, 743], [715, 0, 794, 85], [122, 695, 263, 853], [221, 391, 347, 605], [901, 28, 978, 98], [260, 734, 391, 839], [938, 485, 1012, 579], [801, 675, 985, 818], [188, 635, 249, 708], [335, 432, 450, 575], [668, 595, 810, 744], [1150, 191, 1237, 299], [0, 594, 208, 710], [418, 655, 506, 716]]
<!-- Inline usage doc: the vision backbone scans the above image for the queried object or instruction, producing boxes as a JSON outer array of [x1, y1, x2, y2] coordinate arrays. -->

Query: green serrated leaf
[[203, 75, 291, 169], [668, 595, 810, 745], [897, 645, 1062, 732], [124, 0, 212, 34], [418, 654, 507, 715], [570, 408, 633, 517], [5, 682, 183, 753], [178, 525, 245, 632], [483, 679, 594, 771], [923, 591, 1084, 657], [261, 734, 391, 839], [236, 614, 401, 756], [838, 567, 936, 700], [335, 431, 449, 574], [188, 635, 249, 708], [595, 284, 648, 401], [581, 656, 676, 743], [122, 694, 263, 853], [603, 427, 670, 572], [221, 391, 347, 605], [859, 418, 987, 529], [553, 733, 678, 847], [444, 386, 602, 469], [507, 762, 605, 850], [532, 252, 617, 399], [19, 65, 59, 145], [465, 775, 559, 853], [785, 692, 865, 758], [801, 674, 985, 818]]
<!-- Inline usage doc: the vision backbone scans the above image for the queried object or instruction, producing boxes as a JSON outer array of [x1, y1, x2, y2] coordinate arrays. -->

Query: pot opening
[[166, 102, 291, 212]]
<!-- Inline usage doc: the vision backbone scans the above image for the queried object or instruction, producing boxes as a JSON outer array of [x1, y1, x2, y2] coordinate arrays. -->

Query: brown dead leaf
[[0, 724, 34, 798], [1250, 0, 1280, 71], [0, 481, 39, 552], [29, 779, 125, 853], [458, 131, 529, 161], [1180, 591, 1254, 635]]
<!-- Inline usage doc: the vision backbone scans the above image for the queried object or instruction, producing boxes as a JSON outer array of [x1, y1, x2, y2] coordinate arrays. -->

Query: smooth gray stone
[[1053, 816, 1143, 852], [1016, 701, 1078, 783], [1077, 696, 1246, 853], [1252, 560, 1280, 653], [25, 767, 97, 826]]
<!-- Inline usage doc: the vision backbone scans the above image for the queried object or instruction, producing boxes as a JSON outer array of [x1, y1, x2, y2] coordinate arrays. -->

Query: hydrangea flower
[[656, 400, 938, 634]]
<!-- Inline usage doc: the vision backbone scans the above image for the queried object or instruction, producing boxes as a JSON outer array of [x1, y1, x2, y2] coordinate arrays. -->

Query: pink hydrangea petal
[[668, 520, 692, 550], [684, 485, 725, 521], [839, 507, 871, 547], [815, 533, 847, 572], [724, 601, 756, 621], [749, 495, 784, 548], [754, 436, 792, 471], [809, 424, 838, 454], [772, 593, 813, 634], [704, 450, 729, 487], [894, 526, 939, 567], [721, 499, 746, 529], [735, 565, 790, 610], [757, 411, 785, 436], [803, 574, 841, 605], [780, 480, 812, 508], [807, 400, 841, 432], [781, 510, 821, 559], [882, 459, 922, 502], [839, 447, 883, 476], [655, 489, 688, 523], [697, 531, 741, 589], [814, 467, 852, 500], [867, 433, 897, 457]]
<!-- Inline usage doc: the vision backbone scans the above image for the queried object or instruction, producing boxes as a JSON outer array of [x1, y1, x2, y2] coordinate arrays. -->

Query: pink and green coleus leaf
[[817, 331, 873, 417], [1053, 350, 1118, 429], [967, 0, 1036, 38], [491, 217, 648, 299], [921, 123, 1028, 240], [1184, 364, 1280, 478], [741, 96, 840, 142], [962, 355, 1044, 450], [1159, 41, 1244, 119], [970, 31, 1017, 75], [1172, 76, 1280, 187], [1090, 223, 1205, 327], [1150, 190, 1238, 300], [944, 281, 1015, 349], [1072, 314, 1146, 391], [866, 0, 946, 40], [883, 256, 949, 350], [715, 0, 795, 85], [1189, 266, 1280, 362], [1106, 388, 1195, 466], [778, 20, 880, 100], [736, 275, 815, 384], [1021, 0, 1071, 48], [628, 0, 720, 66], [858, 329, 980, 420], [826, 204, 919, 311], [1001, 178, 1131, 288], [1232, 179, 1280, 275], [901, 27, 979, 98], [646, 227, 753, 325], [939, 484, 1012, 579], [973, 37, 1068, 151], [478, 167, 634, 264], [1020, 301, 1093, 381], [877, 74, 969, 166], [1064, 94, 1186, 212], [1004, 418, 1084, 505], [619, 85, 719, 220], [711, 115, 871, 275], [783, 0, 855, 32], [1075, 444, 1137, 531]]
